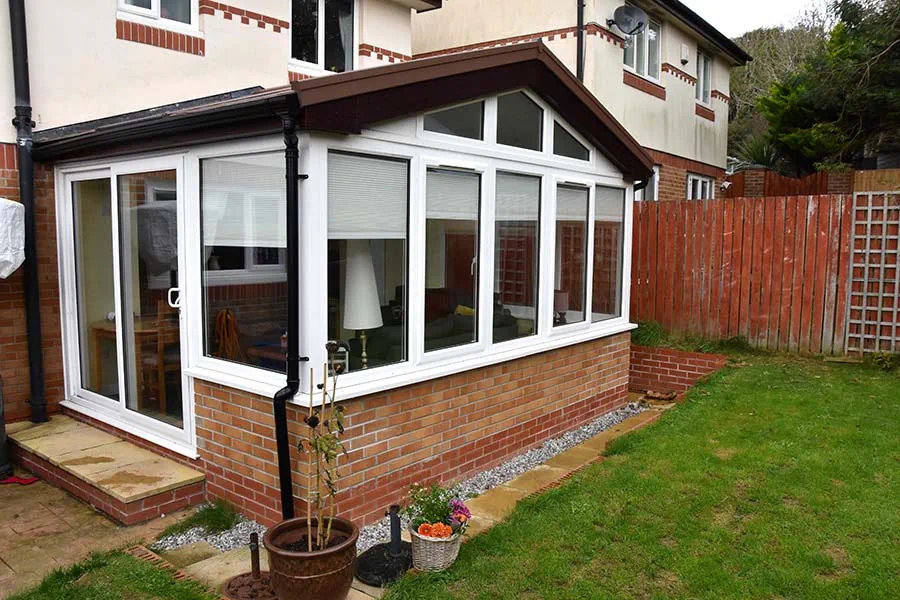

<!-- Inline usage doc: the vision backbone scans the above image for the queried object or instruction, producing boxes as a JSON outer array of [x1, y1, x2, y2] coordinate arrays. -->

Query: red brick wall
[[0, 145, 64, 423], [649, 150, 725, 202], [194, 332, 631, 526], [629, 345, 726, 394]]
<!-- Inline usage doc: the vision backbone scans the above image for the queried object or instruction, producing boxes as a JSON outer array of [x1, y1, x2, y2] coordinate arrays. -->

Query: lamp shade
[[554, 289, 570, 313], [343, 240, 384, 331]]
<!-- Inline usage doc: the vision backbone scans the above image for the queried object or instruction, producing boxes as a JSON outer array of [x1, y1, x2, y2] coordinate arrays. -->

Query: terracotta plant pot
[[263, 516, 359, 600]]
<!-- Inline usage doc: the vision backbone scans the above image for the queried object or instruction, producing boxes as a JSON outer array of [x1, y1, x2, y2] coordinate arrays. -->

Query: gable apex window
[[120, 0, 197, 29], [553, 122, 590, 161], [497, 91, 543, 151], [424, 101, 484, 140], [622, 13, 661, 80], [696, 51, 712, 104], [293, 0, 354, 73]]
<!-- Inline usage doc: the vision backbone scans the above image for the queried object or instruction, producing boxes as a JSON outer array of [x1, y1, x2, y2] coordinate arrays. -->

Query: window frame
[[687, 173, 715, 200], [552, 120, 592, 163], [696, 50, 713, 105], [117, 0, 200, 34], [288, 0, 359, 78], [622, 14, 662, 83]]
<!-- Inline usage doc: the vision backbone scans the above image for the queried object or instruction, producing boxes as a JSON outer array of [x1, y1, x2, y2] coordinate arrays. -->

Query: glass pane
[[635, 28, 646, 76], [647, 21, 660, 78], [554, 185, 588, 326], [695, 53, 703, 101], [125, 0, 152, 10], [703, 56, 712, 102], [497, 91, 543, 151], [495, 172, 540, 341], [328, 152, 409, 372], [73, 179, 119, 400], [553, 122, 590, 160], [623, 35, 635, 68], [117, 170, 183, 429], [292, 0, 318, 64], [425, 168, 480, 352], [593, 186, 625, 322], [201, 153, 288, 373], [424, 102, 484, 140], [160, 0, 191, 24], [324, 0, 353, 72]]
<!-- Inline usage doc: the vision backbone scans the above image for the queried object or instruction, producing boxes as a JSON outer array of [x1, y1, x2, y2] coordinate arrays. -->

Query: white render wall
[[413, 0, 734, 169], [0, 0, 416, 144]]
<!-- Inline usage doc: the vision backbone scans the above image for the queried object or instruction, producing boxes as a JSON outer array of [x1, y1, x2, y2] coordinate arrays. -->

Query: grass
[[386, 354, 900, 599], [631, 320, 758, 355], [158, 499, 241, 540], [9, 551, 215, 600]]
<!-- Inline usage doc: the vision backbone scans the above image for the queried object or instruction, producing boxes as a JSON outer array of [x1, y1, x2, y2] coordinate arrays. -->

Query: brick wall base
[[11, 444, 206, 525], [629, 345, 726, 394], [195, 333, 631, 526], [646, 149, 725, 202]]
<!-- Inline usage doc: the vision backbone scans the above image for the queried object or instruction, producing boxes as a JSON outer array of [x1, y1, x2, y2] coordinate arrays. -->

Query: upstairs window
[[696, 51, 712, 104], [497, 92, 543, 151], [120, 0, 195, 27], [292, 0, 354, 73], [623, 17, 661, 80]]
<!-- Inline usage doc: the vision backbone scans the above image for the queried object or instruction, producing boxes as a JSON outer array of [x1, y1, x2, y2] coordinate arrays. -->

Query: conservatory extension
[[38, 42, 653, 525]]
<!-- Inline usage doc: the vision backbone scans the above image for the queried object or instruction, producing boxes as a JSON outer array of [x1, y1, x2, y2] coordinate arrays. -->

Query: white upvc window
[[635, 165, 660, 202], [118, 0, 198, 31], [290, 0, 357, 74], [687, 173, 715, 200], [696, 51, 712, 105], [623, 16, 662, 81]]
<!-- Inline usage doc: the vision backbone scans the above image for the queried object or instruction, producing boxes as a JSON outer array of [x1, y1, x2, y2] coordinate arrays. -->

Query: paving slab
[[502, 465, 571, 494], [466, 485, 529, 522], [352, 577, 385, 599], [463, 515, 497, 539], [58, 441, 151, 479], [92, 456, 205, 504], [7, 416, 84, 441], [159, 541, 220, 569], [544, 446, 600, 471], [183, 546, 268, 592], [13, 424, 120, 465]]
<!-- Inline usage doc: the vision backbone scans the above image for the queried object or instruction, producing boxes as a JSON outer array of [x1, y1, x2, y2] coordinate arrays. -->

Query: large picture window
[[328, 151, 409, 372], [554, 185, 589, 326], [592, 186, 626, 322], [200, 153, 288, 373], [494, 172, 540, 342], [424, 168, 481, 352], [292, 0, 354, 73]]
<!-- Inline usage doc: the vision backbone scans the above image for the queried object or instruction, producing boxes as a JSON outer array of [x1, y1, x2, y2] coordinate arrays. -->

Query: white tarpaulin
[[0, 198, 24, 279]]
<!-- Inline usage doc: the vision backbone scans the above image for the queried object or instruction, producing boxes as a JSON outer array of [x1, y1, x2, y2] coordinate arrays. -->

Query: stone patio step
[[8, 415, 205, 525]]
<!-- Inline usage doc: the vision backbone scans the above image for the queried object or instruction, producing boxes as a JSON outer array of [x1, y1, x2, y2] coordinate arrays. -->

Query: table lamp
[[554, 289, 570, 326], [343, 240, 383, 369]]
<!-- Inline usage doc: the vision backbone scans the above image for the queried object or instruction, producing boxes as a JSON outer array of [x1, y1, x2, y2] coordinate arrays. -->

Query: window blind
[[425, 168, 480, 220], [556, 185, 589, 222], [496, 172, 540, 221], [595, 186, 625, 223], [328, 152, 409, 239], [201, 152, 286, 248]]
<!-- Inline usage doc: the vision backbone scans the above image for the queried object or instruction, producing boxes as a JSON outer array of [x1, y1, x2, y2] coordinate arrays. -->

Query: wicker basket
[[409, 527, 462, 572]]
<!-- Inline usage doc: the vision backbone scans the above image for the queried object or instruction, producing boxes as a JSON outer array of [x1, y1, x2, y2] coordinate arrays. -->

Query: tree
[[759, 0, 900, 173]]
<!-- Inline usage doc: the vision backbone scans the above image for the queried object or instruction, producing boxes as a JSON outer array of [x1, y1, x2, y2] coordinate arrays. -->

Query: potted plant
[[404, 483, 471, 572], [263, 345, 358, 600]]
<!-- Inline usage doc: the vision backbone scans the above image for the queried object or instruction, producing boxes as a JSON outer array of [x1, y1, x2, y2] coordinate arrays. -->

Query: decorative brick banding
[[195, 333, 631, 527], [661, 63, 697, 86], [359, 43, 411, 63], [116, 19, 205, 55], [712, 89, 730, 104], [288, 71, 314, 83], [198, 0, 289, 33], [695, 103, 716, 122], [623, 70, 666, 100], [629, 345, 727, 394], [11, 444, 206, 525]]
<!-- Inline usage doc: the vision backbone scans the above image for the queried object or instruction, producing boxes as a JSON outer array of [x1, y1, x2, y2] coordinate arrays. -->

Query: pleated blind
[[595, 186, 626, 223], [425, 168, 480, 220], [328, 152, 409, 239], [556, 185, 589, 222], [496, 172, 540, 222]]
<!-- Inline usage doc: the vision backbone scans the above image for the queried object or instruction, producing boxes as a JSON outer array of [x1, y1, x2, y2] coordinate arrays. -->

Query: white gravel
[[153, 403, 645, 555]]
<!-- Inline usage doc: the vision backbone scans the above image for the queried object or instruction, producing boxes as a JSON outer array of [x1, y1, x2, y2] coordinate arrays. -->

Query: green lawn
[[387, 355, 900, 600], [9, 552, 215, 600]]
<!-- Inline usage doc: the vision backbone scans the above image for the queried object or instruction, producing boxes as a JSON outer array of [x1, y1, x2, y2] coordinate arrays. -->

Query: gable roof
[[34, 42, 653, 183], [655, 0, 752, 65]]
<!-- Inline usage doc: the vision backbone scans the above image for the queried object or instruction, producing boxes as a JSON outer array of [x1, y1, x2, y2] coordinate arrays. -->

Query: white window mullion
[[408, 155, 427, 367], [584, 185, 596, 325], [538, 172, 555, 339], [479, 168, 496, 347]]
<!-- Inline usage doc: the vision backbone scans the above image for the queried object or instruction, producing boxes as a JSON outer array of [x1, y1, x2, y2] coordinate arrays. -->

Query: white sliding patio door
[[63, 156, 192, 449]]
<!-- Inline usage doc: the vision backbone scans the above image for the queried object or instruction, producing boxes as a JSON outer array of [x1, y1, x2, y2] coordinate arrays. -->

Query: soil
[[280, 534, 349, 552], [223, 572, 277, 600]]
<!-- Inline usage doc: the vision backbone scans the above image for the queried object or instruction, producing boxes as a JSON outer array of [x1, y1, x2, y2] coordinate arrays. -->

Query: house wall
[[193, 331, 630, 526], [0, 0, 417, 141], [412, 0, 733, 172]]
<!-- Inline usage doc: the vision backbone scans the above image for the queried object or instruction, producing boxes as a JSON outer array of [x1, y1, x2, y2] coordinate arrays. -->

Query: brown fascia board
[[292, 41, 654, 182]]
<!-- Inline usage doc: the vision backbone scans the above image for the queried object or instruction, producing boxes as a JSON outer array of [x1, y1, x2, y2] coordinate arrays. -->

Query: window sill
[[288, 60, 348, 81], [116, 10, 202, 37], [623, 70, 666, 101], [695, 103, 716, 122], [116, 14, 205, 56]]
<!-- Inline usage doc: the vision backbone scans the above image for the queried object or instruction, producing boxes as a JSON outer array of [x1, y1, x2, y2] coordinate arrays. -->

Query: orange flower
[[431, 523, 453, 538], [417, 523, 434, 537]]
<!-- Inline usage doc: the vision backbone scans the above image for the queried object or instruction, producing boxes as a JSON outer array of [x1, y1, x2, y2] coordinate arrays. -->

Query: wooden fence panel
[[631, 195, 853, 354]]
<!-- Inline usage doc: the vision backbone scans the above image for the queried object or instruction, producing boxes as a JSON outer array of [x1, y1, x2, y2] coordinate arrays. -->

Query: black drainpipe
[[9, 0, 46, 424], [0, 378, 12, 478], [272, 113, 303, 521], [576, 0, 585, 81]]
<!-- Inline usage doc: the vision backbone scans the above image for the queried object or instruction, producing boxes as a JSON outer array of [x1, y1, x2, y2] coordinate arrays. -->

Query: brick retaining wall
[[629, 345, 726, 394]]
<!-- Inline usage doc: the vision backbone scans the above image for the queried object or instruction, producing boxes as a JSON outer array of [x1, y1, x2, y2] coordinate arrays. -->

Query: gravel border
[[153, 403, 645, 555]]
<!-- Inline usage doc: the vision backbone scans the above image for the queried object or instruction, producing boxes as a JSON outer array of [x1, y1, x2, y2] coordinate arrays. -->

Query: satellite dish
[[607, 5, 649, 36]]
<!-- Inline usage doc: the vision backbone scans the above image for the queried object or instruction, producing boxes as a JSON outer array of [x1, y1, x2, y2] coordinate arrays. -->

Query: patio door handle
[[167, 287, 182, 309]]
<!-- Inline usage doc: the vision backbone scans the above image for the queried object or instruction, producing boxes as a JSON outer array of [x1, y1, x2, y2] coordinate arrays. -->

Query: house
[[1, 1, 652, 527], [412, 0, 752, 201]]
